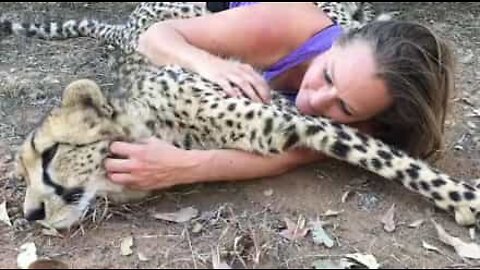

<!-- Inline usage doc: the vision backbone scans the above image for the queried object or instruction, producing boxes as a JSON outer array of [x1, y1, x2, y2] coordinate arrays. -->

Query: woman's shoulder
[[170, 3, 334, 68]]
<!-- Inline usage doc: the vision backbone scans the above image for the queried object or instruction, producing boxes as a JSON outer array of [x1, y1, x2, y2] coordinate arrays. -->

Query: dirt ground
[[0, 2, 479, 269]]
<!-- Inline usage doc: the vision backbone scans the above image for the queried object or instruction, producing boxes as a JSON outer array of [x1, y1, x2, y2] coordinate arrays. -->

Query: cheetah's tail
[[0, 16, 124, 47]]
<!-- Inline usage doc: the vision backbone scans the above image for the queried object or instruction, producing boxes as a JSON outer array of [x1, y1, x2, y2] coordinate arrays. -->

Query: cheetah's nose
[[25, 203, 46, 221]]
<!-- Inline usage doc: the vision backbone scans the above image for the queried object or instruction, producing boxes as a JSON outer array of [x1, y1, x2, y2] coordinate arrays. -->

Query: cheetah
[[5, 3, 479, 229], [13, 51, 480, 229]]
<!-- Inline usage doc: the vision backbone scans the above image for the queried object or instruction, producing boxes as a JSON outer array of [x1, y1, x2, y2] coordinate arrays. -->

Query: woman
[[104, 2, 454, 190]]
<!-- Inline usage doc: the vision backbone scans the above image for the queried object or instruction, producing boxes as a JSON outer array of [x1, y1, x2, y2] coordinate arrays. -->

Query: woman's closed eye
[[323, 67, 354, 117], [338, 99, 354, 116], [323, 68, 333, 85]]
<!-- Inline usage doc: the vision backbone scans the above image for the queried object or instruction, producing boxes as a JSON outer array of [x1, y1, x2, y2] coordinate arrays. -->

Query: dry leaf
[[422, 241, 441, 254], [469, 228, 476, 241], [17, 242, 38, 269], [152, 207, 199, 223], [120, 236, 133, 256], [322, 209, 344, 217], [343, 253, 380, 269], [279, 216, 309, 241], [408, 219, 424, 228], [432, 220, 480, 259], [467, 121, 477, 129], [312, 255, 375, 269], [0, 201, 12, 227], [310, 220, 335, 248], [137, 252, 149, 262], [312, 259, 345, 269], [381, 204, 396, 233], [192, 222, 203, 234], [263, 188, 274, 197], [460, 50, 474, 64], [341, 190, 352, 203], [211, 248, 231, 269], [472, 108, 480, 117]]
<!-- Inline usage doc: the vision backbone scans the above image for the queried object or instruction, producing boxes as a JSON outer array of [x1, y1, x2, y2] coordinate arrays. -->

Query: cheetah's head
[[14, 79, 149, 229]]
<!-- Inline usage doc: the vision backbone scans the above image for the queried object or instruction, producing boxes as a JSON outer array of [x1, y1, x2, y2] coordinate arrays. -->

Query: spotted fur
[[15, 49, 480, 229], [10, 3, 479, 229]]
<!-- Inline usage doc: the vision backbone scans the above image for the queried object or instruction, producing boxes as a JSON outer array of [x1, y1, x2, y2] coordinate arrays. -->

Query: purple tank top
[[228, 2, 344, 100], [262, 24, 343, 82]]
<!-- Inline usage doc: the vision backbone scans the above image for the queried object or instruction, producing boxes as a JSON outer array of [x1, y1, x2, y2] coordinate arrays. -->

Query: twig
[[184, 226, 198, 269]]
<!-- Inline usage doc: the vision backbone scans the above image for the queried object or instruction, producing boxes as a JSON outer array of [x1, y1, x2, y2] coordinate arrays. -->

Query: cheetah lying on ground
[[2, 2, 478, 229]]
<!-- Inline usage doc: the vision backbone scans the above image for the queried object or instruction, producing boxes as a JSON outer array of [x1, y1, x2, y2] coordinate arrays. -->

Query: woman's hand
[[193, 57, 272, 103], [137, 19, 272, 104], [104, 137, 199, 190]]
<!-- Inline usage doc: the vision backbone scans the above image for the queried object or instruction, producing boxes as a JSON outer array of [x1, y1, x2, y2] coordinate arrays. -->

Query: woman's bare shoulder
[[167, 3, 333, 67]]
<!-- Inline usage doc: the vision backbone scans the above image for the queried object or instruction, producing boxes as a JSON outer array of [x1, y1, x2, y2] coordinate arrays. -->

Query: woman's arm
[[104, 137, 326, 190], [136, 2, 333, 102], [138, 2, 332, 69], [190, 145, 326, 183]]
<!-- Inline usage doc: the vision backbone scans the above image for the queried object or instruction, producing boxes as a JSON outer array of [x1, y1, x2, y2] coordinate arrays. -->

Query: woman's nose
[[310, 87, 337, 113]]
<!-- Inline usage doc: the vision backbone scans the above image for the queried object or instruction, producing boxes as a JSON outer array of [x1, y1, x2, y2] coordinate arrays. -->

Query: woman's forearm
[[183, 148, 326, 184], [137, 21, 216, 71], [105, 138, 326, 191]]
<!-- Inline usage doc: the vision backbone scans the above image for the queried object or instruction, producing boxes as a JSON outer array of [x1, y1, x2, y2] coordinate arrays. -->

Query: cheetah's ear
[[62, 79, 113, 117]]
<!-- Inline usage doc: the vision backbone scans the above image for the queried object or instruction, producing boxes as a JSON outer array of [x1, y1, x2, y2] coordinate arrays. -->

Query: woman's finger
[[108, 173, 136, 184], [109, 141, 144, 157], [240, 64, 271, 103], [226, 74, 263, 103], [104, 158, 136, 173]]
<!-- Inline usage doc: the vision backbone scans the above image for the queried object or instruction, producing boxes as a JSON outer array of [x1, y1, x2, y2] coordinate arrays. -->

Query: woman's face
[[296, 40, 392, 124]]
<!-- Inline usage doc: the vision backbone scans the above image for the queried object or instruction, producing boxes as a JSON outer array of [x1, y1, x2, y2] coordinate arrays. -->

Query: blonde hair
[[337, 21, 455, 158]]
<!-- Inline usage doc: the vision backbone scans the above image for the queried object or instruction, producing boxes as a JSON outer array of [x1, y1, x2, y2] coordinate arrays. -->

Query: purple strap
[[263, 24, 343, 81], [227, 2, 344, 82], [228, 2, 257, 9]]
